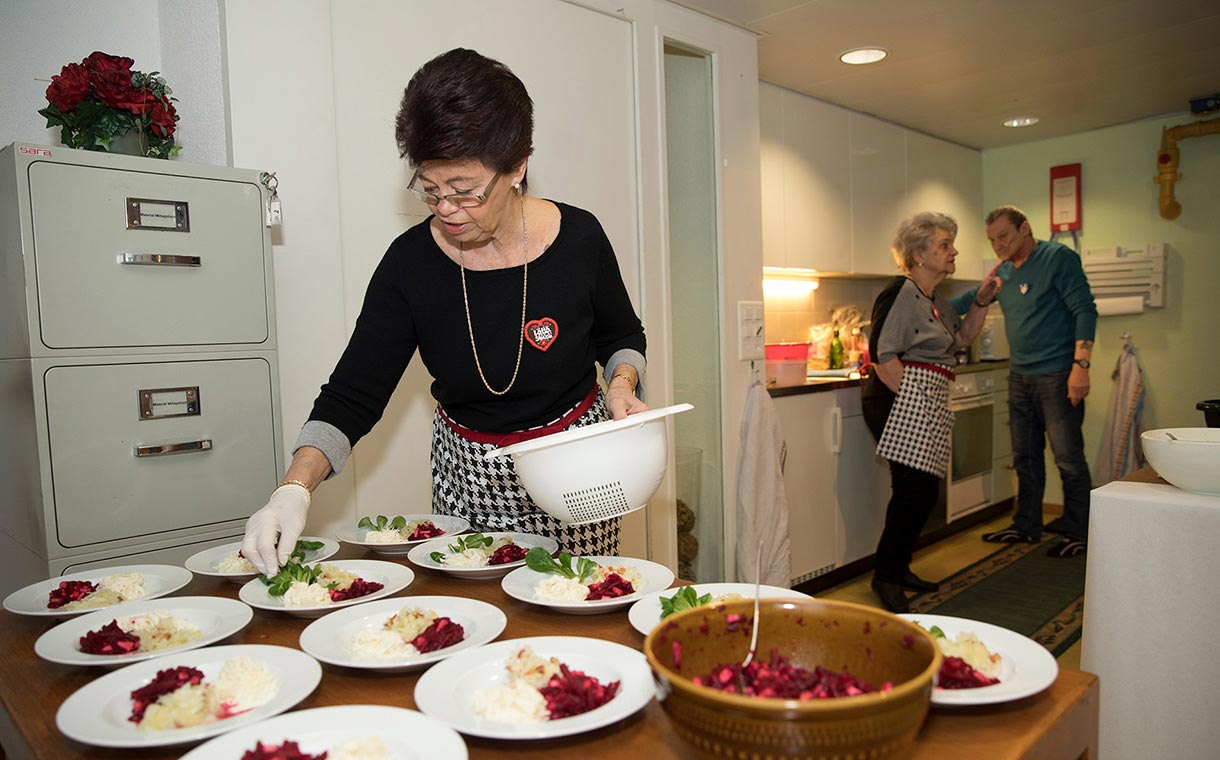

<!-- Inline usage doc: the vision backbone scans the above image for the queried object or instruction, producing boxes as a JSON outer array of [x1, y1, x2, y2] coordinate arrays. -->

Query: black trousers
[[862, 376, 941, 581], [874, 461, 940, 580]]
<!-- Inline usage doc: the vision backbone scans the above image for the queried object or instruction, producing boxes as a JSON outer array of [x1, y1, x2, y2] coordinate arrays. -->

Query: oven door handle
[[950, 395, 994, 412]]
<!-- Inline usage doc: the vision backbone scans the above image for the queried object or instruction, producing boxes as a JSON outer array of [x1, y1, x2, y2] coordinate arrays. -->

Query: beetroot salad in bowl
[[407, 532, 558, 580], [298, 596, 508, 673], [238, 560, 414, 618], [335, 514, 472, 556]]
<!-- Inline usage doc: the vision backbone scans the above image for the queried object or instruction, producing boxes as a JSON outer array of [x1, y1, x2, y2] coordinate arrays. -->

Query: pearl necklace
[[458, 193, 528, 396]]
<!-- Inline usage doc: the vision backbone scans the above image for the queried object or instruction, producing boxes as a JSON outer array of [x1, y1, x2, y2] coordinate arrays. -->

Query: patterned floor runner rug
[[908, 537, 1087, 657]]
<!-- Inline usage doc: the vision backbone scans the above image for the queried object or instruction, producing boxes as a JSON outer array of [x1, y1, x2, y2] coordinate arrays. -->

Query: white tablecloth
[[1081, 480, 1220, 760]]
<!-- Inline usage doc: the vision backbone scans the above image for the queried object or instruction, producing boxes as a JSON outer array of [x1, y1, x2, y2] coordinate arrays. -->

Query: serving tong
[[737, 538, 763, 693]]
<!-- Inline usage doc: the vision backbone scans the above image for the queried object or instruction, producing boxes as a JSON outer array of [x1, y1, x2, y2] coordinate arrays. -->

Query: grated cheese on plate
[[216, 552, 257, 574], [533, 576, 591, 602], [473, 678, 549, 723]]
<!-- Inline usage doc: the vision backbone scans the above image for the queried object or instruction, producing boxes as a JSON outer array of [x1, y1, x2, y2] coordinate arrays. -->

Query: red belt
[[901, 361, 956, 381], [437, 384, 599, 448]]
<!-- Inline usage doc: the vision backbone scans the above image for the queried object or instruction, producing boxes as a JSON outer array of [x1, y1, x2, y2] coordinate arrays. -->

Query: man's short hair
[[985, 205, 1028, 230]]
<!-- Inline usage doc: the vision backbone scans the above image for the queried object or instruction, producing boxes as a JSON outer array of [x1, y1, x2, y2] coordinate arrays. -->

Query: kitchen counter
[[767, 359, 1010, 397], [0, 545, 1098, 759]]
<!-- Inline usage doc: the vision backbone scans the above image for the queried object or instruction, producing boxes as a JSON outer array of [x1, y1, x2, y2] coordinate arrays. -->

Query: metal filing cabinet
[[0, 142, 283, 594]]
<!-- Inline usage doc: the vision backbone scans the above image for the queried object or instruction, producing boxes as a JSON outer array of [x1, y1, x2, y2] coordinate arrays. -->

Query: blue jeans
[[1009, 371, 1091, 541]]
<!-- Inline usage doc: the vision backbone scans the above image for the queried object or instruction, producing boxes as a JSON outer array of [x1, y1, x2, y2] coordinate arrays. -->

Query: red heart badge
[[525, 318, 559, 352]]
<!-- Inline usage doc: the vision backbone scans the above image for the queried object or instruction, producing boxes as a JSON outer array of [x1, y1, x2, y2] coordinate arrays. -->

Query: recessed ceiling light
[[839, 48, 888, 65], [1003, 116, 1040, 128]]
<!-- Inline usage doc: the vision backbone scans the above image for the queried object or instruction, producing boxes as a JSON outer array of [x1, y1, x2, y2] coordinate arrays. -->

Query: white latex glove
[[241, 484, 310, 575]]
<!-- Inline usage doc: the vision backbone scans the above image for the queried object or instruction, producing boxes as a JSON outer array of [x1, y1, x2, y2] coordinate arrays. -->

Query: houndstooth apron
[[876, 363, 954, 477], [430, 387, 622, 555]]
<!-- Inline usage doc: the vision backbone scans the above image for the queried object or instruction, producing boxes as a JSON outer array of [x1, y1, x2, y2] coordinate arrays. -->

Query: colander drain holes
[[562, 481, 630, 522]]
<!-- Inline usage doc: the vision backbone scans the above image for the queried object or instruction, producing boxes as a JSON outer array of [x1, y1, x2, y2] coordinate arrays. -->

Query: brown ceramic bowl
[[644, 597, 941, 760]]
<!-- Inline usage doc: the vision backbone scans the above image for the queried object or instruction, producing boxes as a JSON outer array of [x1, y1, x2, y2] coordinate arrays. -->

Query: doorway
[[663, 41, 724, 582]]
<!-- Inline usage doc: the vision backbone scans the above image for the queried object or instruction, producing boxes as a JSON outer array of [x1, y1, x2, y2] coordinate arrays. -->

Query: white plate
[[238, 559, 414, 618], [55, 644, 322, 748], [626, 582, 813, 635], [2, 564, 194, 619], [299, 596, 507, 672], [336, 514, 471, 556], [184, 537, 340, 583], [899, 613, 1059, 706], [414, 635, 653, 740], [407, 532, 559, 580], [178, 704, 467, 759], [501, 556, 675, 615], [34, 597, 253, 667]]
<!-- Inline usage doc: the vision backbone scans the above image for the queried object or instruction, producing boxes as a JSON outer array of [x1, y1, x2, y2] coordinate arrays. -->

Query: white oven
[[946, 371, 1002, 521]]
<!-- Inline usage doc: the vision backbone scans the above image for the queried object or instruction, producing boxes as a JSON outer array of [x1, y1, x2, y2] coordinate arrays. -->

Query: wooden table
[[0, 548, 1098, 759]]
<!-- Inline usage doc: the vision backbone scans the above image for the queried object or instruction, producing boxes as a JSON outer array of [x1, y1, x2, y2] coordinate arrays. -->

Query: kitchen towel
[[1095, 340, 1144, 485], [735, 377, 792, 587]]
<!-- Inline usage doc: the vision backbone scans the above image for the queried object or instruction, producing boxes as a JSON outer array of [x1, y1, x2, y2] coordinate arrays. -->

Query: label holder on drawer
[[139, 386, 201, 420], [125, 197, 190, 232]]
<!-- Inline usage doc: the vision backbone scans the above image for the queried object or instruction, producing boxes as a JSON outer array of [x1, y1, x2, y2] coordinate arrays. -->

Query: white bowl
[[1141, 428, 1220, 495], [485, 403, 693, 524]]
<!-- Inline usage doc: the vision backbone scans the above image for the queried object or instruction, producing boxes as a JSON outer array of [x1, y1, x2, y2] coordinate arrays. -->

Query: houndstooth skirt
[[876, 363, 954, 477], [430, 389, 622, 555]]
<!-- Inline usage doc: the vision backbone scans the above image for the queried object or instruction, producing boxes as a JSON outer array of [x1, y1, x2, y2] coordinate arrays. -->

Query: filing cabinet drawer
[[29, 162, 269, 349], [44, 357, 276, 547]]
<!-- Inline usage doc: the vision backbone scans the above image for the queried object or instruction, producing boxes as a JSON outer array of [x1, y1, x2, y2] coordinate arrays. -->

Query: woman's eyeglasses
[[407, 170, 501, 208]]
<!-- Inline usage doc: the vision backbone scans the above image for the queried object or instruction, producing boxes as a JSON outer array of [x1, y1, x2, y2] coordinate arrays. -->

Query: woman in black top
[[242, 49, 647, 574], [860, 212, 999, 612]]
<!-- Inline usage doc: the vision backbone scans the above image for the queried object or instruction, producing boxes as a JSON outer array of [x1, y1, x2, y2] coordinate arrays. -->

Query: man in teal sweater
[[957, 206, 1097, 557]]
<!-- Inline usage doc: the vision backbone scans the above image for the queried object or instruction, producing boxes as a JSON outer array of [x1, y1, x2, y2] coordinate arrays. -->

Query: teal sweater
[[954, 240, 1097, 375]]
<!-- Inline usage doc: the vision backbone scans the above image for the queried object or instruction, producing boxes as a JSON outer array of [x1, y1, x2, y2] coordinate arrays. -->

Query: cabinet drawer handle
[[119, 253, 201, 267], [133, 439, 213, 458]]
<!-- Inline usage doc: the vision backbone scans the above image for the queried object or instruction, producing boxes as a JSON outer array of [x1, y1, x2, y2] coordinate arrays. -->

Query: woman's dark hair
[[395, 49, 534, 187]]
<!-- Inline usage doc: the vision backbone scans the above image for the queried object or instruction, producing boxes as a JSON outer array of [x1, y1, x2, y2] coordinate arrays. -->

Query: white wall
[[0, 0, 227, 166]]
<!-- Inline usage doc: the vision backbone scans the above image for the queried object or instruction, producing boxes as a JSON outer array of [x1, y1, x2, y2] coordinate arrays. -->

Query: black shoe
[[982, 526, 1039, 544], [898, 572, 940, 592], [871, 577, 910, 613], [1046, 538, 1087, 558]]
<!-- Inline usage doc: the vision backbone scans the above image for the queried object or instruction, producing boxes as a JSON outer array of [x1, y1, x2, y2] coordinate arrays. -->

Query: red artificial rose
[[149, 97, 178, 137], [45, 63, 91, 112], [92, 68, 153, 113], [82, 51, 134, 74]]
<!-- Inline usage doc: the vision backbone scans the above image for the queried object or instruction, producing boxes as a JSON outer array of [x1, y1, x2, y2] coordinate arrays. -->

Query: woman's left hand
[[607, 386, 650, 419]]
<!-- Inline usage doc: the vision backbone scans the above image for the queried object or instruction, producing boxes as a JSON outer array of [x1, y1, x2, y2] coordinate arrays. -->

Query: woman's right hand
[[240, 485, 310, 575], [873, 357, 903, 394]]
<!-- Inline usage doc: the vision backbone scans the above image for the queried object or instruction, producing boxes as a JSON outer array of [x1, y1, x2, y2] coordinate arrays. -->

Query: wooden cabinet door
[[782, 92, 851, 273], [905, 131, 983, 276], [759, 83, 787, 268], [850, 114, 907, 276], [773, 392, 838, 583]]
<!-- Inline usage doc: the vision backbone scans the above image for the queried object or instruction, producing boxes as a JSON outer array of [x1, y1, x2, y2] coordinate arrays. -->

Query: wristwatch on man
[[1074, 358, 1091, 369]]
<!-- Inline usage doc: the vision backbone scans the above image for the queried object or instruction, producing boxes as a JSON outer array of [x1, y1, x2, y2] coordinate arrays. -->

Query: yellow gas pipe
[[1154, 115, 1220, 220]]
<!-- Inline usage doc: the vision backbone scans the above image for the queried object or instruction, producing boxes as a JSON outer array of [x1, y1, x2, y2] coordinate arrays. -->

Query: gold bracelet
[[276, 478, 314, 494], [609, 371, 638, 391]]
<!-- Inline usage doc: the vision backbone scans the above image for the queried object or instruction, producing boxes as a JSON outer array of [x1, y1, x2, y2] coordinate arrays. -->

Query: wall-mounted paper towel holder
[[1082, 244, 1167, 315]]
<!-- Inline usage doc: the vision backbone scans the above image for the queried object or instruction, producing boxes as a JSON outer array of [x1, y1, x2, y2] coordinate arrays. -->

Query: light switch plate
[[737, 300, 764, 361]]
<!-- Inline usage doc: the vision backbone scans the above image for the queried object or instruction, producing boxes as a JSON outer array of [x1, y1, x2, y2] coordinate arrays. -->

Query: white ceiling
[[674, 0, 1220, 149]]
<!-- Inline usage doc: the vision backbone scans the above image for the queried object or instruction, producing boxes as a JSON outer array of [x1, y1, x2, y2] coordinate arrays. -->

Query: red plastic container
[[764, 343, 811, 361]]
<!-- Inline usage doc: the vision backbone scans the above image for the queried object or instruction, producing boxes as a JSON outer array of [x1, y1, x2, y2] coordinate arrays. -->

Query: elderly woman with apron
[[240, 49, 648, 575], [861, 212, 1001, 612]]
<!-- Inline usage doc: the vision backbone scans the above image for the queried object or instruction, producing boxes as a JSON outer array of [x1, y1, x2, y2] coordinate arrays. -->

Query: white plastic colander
[[484, 403, 694, 525]]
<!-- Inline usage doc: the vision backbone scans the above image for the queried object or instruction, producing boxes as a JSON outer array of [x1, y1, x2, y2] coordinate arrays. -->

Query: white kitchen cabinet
[[772, 391, 838, 584], [759, 82, 786, 268], [831, 388, 890, 565], [849, 114, 906, 276], [905, 130, 983, 274], [781, 90, 851, 272]]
